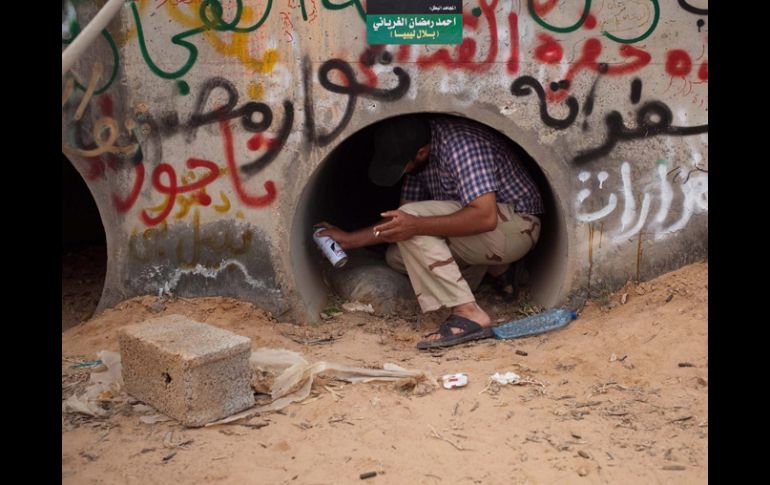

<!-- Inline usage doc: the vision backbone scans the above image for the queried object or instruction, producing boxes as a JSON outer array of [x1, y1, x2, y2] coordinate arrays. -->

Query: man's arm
[[313, 200, 419, 250], [314, 218, 392, 250], [374, 192, 497, 242]]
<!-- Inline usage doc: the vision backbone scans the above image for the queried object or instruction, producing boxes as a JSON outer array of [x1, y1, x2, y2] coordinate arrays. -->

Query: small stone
[[577, 466, 589, 476]]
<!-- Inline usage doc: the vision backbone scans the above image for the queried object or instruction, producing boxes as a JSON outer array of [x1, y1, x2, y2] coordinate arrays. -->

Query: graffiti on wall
[[576, 159, 707, 243], [63, 0, 708, 255]]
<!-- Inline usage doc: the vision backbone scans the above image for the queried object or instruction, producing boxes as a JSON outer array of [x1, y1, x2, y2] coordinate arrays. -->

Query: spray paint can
[[313, 228, 348, 268]]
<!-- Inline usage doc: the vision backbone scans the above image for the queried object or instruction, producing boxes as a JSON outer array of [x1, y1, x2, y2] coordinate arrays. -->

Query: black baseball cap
[[368, 116, 431, 187]]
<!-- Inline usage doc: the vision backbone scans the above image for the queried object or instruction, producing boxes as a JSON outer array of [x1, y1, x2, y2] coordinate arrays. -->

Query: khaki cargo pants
[[386, 200, 541, 313]]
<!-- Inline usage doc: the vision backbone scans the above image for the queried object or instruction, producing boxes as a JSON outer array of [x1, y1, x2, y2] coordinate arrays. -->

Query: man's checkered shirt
[[401, 117, 544, 215]]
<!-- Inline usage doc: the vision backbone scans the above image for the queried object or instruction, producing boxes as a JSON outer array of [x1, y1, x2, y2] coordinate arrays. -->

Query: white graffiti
[[157, 259, 281, 297], [576, 160, 708, 243]]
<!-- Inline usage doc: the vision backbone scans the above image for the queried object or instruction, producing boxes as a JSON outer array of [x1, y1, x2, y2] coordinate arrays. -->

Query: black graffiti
[[318, 59, 410, 101], [696, 19, 705, 32], [511, 76, 578, 130], [302, 56, 353, 147], [360, 45, 393, 67], [549, 80, 570, 92], [302, 55, 411, 147], [572, 101, 709, 165], [134, 112, 165, 167], [145, 76, 293, 178], [67, 52, 413, 179], [184, 77, 274, 140], [506, 75, 707, 165], [240, 100, 294, 176], [630, 78, 642, 104], [678, 0, 708, 15]]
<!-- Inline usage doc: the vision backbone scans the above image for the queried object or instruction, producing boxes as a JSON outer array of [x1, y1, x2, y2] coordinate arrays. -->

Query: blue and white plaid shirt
[[401, 117, 545, 215]]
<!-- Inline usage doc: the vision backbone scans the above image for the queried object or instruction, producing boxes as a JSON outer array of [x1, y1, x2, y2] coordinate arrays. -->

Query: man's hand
[[314, 222, 353, 249], [374, 210, 421, 242], [374, 192, 498, 242]]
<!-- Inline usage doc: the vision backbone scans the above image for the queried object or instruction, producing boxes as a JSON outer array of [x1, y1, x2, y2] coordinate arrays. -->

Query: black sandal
[[416, 315, 494, 349]]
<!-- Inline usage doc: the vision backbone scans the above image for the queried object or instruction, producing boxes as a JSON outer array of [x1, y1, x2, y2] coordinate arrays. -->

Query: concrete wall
[[62, 0, 708, 322]]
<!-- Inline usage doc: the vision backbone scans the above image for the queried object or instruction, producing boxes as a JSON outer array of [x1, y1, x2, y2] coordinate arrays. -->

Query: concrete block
[[118, 314, 254, 427]]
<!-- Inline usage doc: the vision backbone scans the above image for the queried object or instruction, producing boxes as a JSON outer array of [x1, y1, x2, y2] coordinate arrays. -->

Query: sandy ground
[[62, 260, 707, 484]]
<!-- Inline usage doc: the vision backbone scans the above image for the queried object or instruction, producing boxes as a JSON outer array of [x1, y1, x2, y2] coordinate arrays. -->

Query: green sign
[[367, 14, 462, 44]]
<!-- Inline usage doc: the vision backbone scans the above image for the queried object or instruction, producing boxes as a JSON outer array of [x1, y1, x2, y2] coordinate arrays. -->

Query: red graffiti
[[506, 13, 520, 74], [550, 39, 651, 102], [532, 0, 559, 16], [417, 0, 499, 72], [534, 33, 563, 64], [666, 49, 692, 77], [606, 45, 652, 75], [698, 61, 708, 81], [584, 13, 597, 30], [192, 191, 212, 206], [506, 12, 519, 74], [247, 134, 264, 151], [396, 45, 411, 63], [85, 157, 106, 181], [113, 163, 145, 213], [358, 45, 385, 88], [99, 94, 113, 118], [220, 120, 277, 208], [247, 133, 279, 151], [279, 11, 294, 43], [141, 158, 220, 226]]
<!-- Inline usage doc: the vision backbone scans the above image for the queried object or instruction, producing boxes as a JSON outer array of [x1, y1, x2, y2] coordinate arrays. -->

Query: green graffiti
[[322, 0, 365, 21], [602, 0, 659, 44], [528, 0, 659, 44], [132, 2, 201, 80], [201, 0, 273, 34], [62, 24, 120, 95], [471, 7, 482, 17], [528, 0, 592, 34], [133, 0, 274, 80], [300, 0, 308, 22], [177, 80, 190, 95]]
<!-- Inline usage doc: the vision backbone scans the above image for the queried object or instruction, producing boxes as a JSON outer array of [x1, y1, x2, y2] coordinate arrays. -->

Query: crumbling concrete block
[[118, 314, 254, 427]]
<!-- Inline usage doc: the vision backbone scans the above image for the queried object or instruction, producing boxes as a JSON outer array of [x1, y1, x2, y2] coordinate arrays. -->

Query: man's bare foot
[[422, 302, 491, 342]]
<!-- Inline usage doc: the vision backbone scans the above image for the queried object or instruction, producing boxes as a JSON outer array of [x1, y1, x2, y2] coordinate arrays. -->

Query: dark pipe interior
[[62, 153, 106, 330], [304, 114, 559, 297]]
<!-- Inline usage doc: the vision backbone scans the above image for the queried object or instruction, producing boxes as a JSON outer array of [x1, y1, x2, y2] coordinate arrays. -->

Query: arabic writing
[[368, 13, 460, 44], [576, 160, 707, 242]]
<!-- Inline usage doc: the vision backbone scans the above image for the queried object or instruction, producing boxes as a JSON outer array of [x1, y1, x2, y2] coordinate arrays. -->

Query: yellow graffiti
[[213, 191, 231, 212], [62, 78, 75, 108], [63, 116, 139, 157], [144, 194, 173, 217], [110, 0, 150, 47], [173, 189, 213, 220], [180, 170, 198, 185], [247, 81, 265, 100], [165, 1, 279, 73], [129, 220, 168, 262], [74, 63, 103, 121], [129, 207, 253, 266], [174, 194, 194, 219]]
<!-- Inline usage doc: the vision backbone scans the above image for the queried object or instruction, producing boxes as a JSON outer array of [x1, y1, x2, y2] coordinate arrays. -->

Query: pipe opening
[[62, 152, 106, 330], [291, 114, 566, 322]]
